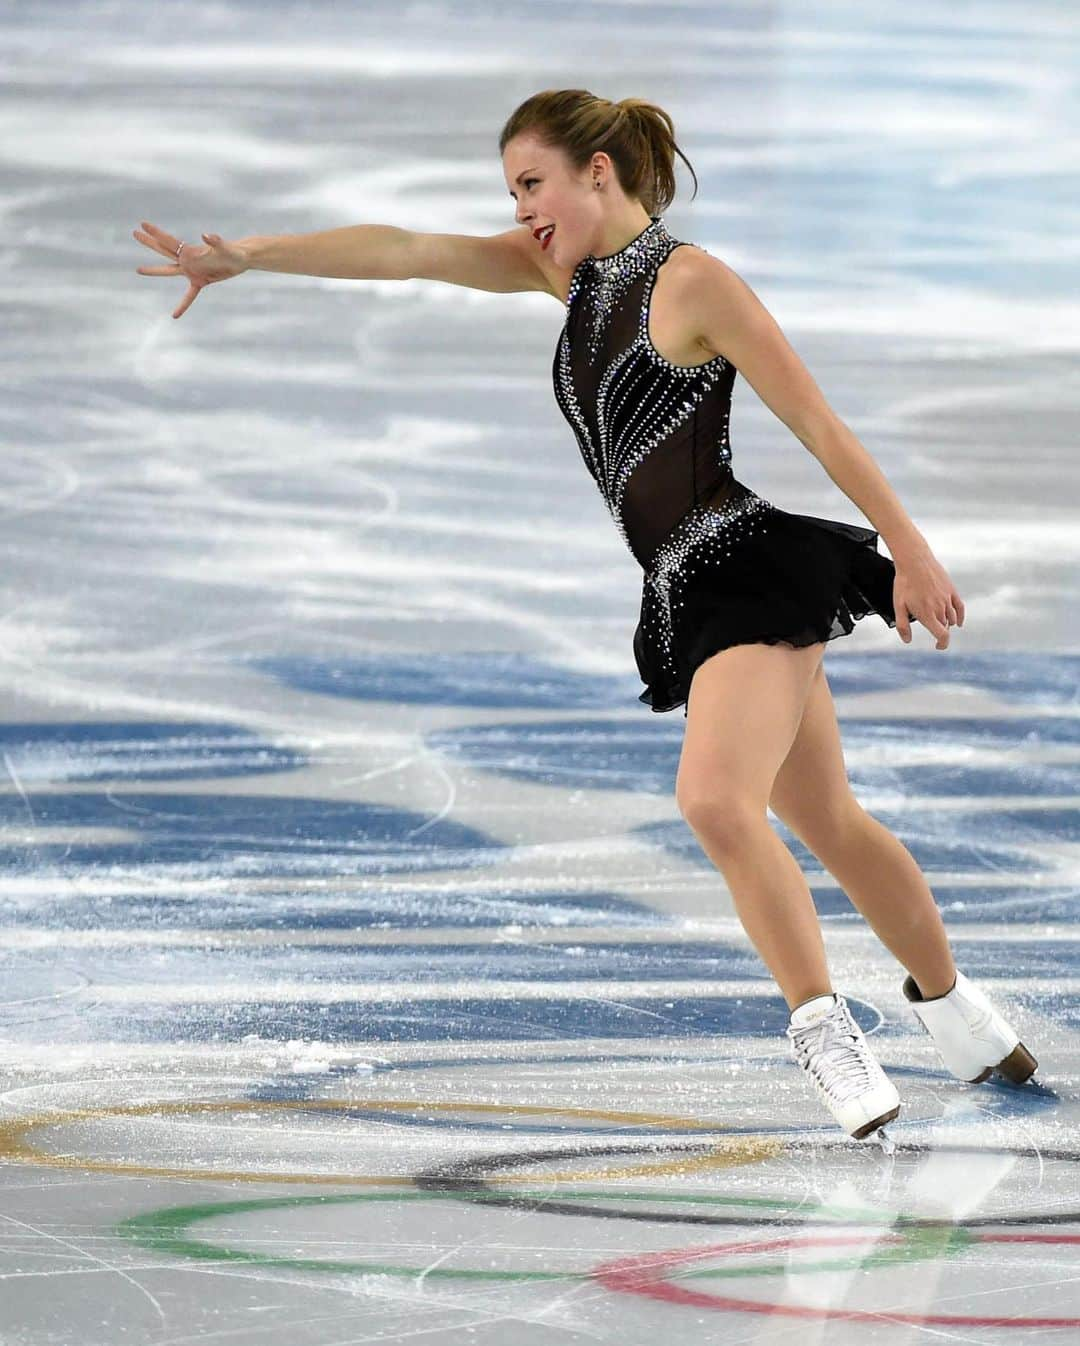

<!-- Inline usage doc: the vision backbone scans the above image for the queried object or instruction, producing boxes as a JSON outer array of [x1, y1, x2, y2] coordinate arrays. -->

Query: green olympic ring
[[116, 1187, 971, 1283]]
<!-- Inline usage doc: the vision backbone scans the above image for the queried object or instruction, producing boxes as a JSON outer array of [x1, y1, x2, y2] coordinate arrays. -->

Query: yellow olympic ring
[[0, 1098, 782, 1185]]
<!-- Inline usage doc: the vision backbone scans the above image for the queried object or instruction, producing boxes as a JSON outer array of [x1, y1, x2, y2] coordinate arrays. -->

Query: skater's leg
[[676, 640, 831, 1010], [678, 641, 902, 1138], [767, 660, 957, 998]]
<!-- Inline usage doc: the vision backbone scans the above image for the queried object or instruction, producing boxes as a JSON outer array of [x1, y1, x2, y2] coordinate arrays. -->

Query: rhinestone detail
[[553, 212, 776, 706], [642, 491, 775, 693]]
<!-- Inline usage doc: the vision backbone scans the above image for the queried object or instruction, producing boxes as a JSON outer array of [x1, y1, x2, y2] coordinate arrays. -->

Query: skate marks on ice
[[0, 644, 1078, 1342], [1, 649, 1079, 1338], [2, 1071, 1080, 1340]]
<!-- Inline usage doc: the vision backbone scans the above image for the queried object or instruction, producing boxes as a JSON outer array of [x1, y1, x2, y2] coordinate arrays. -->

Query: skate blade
[[852, 1103, 900, 1141], [994, 1042, 1038, 1084]]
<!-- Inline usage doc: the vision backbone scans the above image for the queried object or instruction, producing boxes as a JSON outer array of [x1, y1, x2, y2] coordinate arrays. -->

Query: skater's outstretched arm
[[133, 220, 553, 320]]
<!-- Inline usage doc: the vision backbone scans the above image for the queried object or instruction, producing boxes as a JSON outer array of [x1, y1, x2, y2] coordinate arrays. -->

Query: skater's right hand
[[133, 221, 249, 319]]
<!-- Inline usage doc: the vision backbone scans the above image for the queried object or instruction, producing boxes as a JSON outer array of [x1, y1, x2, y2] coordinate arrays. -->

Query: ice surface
[[1, 1, 1078, 1342]]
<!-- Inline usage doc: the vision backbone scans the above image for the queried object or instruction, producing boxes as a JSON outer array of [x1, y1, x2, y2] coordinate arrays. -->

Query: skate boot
[[902, 970, 1038, 1084], [786, 992, 901, 1140]]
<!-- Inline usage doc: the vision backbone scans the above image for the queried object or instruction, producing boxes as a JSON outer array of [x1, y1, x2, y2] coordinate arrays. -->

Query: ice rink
[[2, 1, 1079, 1341]]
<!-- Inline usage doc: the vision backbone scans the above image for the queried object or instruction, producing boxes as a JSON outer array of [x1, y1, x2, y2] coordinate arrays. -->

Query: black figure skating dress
[[552, 216, 898, 716]]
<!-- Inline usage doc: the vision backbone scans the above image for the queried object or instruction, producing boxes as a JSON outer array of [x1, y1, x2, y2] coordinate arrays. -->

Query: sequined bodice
[[552, 215, 738, 572]]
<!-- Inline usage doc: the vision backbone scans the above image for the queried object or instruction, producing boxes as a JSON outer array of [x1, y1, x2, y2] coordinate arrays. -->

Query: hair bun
[[499, 89, 699, 215]]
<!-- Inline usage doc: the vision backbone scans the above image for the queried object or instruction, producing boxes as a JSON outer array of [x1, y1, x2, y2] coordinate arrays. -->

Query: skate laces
[[787, 997, 881, 1103]]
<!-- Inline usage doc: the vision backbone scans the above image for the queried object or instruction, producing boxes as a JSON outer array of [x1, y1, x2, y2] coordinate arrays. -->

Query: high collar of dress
[[586, 216, 672, 277]]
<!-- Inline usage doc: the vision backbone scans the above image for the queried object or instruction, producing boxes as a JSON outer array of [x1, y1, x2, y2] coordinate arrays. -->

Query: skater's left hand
[[893, 552, 964, 650]]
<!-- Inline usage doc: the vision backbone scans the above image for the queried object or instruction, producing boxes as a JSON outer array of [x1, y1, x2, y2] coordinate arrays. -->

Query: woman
[[133, 88, 1037, 1141]]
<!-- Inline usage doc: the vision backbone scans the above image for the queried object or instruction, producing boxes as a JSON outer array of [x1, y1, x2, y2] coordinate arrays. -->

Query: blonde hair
[[499, 89, 698, 216]]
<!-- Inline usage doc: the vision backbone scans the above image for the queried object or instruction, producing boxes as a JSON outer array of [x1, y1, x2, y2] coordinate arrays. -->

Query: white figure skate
[[787, 992, 901, 1140], [902, 970, 1038, 1084]]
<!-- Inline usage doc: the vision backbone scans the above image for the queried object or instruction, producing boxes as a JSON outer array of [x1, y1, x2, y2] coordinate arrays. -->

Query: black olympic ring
[[415, 1137, 1080, 1231]]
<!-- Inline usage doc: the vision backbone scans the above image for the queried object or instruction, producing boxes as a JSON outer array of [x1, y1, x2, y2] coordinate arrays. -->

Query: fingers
[[896, 606, 950, 648], [172, 283, 199, 320], [936, 591, 966, 648], [134, 222, 179, 259], [894, 595, 912, 643], [924, 609, 957, 650], [133, 223, 202, 316], [899, 609, 965, 650], [893, 567, 965, 650]]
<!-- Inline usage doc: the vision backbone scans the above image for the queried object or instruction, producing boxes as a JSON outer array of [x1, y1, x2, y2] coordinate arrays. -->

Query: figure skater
[[133, 87, 1038, 1140]]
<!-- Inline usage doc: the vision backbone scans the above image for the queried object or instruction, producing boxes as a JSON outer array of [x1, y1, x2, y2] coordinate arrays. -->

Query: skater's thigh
[[676, 641, 826, 816], [768, 660, 863, 844]]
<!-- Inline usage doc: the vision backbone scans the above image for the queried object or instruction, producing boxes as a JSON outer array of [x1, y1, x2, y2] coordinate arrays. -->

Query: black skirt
[[633, 480, 898, 716]]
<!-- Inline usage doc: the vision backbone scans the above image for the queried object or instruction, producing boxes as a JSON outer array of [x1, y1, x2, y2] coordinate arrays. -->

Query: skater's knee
[[677, 791, 765, 853]]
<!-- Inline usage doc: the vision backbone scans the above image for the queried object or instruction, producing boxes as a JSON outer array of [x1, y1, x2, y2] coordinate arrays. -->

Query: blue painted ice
[[1, 1, 1077, 1342]]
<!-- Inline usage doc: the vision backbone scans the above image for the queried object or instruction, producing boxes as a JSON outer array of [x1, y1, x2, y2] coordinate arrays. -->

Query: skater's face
[[503, 133, 609, 267]]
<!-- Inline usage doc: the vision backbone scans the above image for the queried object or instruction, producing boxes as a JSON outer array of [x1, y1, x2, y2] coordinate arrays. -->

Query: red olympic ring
[[592, 1229, 1080, 1328]]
